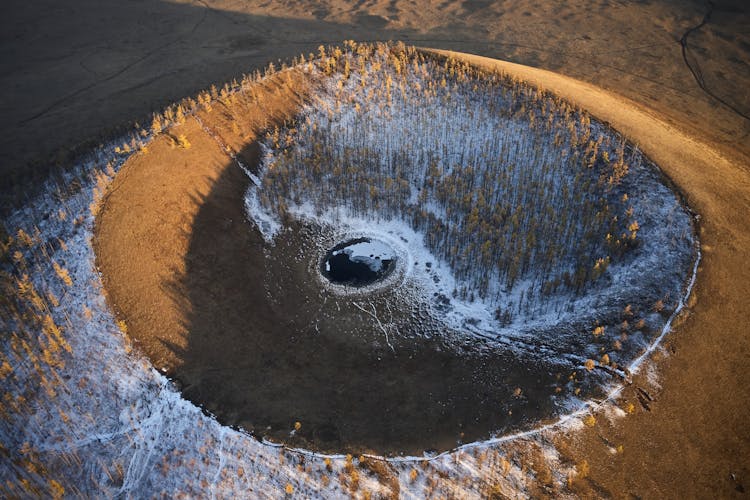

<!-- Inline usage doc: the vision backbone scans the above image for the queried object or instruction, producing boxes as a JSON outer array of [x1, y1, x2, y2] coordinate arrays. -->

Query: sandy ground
[[4, 0, 750, 496]]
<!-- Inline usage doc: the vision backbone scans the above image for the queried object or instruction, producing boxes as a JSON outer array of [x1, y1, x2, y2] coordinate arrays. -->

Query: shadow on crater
[[163, 139, 579, 456]]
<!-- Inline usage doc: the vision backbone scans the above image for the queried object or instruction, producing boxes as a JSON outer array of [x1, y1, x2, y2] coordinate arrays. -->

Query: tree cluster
[[257, 42, 641, 311]]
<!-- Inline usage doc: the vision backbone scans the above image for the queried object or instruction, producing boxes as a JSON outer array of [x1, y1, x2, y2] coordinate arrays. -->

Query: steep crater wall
[[94, 44, 698, 455]]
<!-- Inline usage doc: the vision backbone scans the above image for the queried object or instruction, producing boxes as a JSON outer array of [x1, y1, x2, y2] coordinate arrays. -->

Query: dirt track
[[5, 0, 750, 496]]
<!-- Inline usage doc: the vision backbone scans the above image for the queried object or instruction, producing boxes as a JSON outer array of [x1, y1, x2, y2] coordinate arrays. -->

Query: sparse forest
[[254, 42, 642, 318]]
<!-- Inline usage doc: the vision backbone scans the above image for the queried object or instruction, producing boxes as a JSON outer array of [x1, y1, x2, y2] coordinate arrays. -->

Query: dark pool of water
[[321, 237, 396, 287]]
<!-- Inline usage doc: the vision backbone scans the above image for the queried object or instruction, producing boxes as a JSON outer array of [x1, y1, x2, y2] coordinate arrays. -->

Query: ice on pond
[[333, 239, 396, 272], [323, 237, 397, 286]]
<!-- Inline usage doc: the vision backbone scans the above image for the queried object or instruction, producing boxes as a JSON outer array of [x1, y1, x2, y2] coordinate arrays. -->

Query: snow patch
[[331, 239, 395, 273]]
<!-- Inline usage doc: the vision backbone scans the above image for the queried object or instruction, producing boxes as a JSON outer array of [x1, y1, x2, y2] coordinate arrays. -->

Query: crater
[[94, 43, 699, 456]]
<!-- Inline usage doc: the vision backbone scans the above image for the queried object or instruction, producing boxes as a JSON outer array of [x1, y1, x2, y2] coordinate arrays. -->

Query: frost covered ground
[[0, 153, 594, 495], [0, 45, 700, 497], [247, 45, 699, 392]]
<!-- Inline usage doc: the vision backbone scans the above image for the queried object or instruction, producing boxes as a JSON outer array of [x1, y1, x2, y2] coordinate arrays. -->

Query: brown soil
[[94, 71, 310, 373]]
